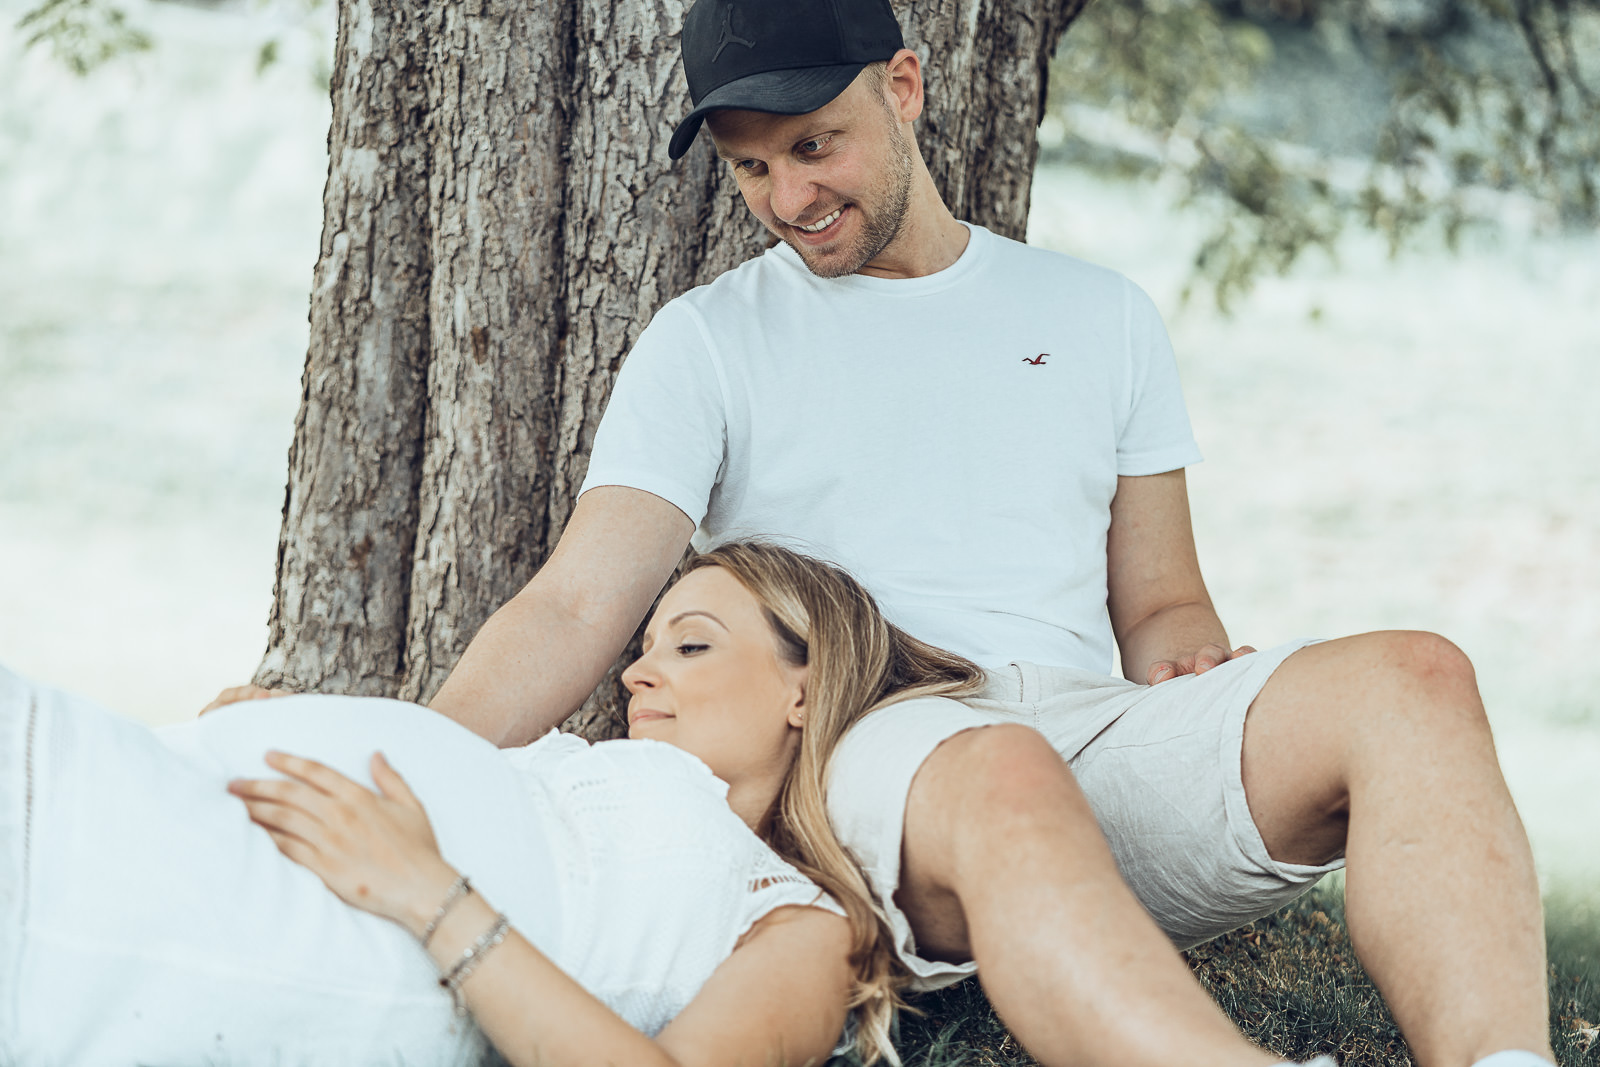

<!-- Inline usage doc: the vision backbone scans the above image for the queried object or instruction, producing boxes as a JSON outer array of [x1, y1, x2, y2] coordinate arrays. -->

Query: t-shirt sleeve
[[1114, 279, 1205, 476], [579, 300, 728, 525]]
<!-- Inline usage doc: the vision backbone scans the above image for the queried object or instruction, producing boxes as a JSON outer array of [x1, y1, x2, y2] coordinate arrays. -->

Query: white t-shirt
[[581, 223, 1202, 673]]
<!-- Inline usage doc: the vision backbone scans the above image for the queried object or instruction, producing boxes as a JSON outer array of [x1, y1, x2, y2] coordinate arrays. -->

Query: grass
[[884, 881, 1600, 1067]]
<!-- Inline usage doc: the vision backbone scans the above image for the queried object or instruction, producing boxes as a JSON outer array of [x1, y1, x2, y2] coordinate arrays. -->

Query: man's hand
[[200, 684, 293, 716], [1107, 471, 1253, 687], [1146, 644, 1257, 686]]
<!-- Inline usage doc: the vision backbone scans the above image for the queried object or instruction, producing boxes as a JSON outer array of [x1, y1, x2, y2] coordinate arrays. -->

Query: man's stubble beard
[[787, 119, 917, 280]]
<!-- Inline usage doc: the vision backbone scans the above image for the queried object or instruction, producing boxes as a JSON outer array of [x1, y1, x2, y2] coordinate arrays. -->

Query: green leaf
[[16, 0, 151, 76]]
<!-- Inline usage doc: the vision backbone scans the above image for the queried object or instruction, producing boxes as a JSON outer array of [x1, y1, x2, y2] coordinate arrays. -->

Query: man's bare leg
[[1242, 630, 1551, 1067], [899, 723, 1277, 1067]]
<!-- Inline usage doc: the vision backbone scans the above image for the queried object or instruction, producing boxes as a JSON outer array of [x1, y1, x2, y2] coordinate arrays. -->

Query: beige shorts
[[826, 638, 1342, 990]]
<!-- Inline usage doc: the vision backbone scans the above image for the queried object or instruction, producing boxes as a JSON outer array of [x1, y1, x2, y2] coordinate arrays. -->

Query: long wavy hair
[[685, 541, 986, 1065]]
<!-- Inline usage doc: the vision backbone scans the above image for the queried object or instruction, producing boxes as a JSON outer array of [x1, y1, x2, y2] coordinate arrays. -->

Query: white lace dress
[[502, 729, 839, 1035], [0, 669, 841, 1067]]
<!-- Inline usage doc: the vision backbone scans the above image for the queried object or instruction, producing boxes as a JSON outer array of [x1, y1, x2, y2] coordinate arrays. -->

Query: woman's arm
[[441, 895, 852, 1067], [653, 904, 854, 1067], [229, 751, 854, 1067]]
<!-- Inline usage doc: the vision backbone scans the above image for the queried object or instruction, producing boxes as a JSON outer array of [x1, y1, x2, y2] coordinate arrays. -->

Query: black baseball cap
[[669, 0, 905, 160]]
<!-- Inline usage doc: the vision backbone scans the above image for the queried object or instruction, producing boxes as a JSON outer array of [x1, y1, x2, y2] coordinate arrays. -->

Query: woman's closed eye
[[675, 642, 710, 656]]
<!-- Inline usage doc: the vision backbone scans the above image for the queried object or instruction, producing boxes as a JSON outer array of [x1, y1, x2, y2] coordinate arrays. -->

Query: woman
[[0, 541, 984, 1067]]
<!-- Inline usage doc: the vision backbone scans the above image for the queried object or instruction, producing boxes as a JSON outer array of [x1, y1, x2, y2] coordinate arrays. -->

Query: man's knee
[[898, 723, 1118, 960], [904, 724, 1104, 886], [1343, 631, 1490, 748], [1244, 630, 1496, 862], [1254, 630, 1487, 749], [1371, 627, 1477, 688]]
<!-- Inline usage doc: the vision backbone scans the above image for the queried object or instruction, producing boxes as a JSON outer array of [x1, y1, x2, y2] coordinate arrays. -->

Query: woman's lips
[[630, 709, 673, 724]]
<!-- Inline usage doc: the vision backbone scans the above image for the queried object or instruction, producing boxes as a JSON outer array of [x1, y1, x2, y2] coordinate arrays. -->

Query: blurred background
[[1, 0, 1595, 905]]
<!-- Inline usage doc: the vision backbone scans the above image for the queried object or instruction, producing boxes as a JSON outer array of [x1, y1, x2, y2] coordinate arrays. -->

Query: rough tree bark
[[257, 0, 1086, 740]]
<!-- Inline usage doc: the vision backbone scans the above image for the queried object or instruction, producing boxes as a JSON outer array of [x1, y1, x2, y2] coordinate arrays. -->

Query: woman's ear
[[787, 682, 806, 728]]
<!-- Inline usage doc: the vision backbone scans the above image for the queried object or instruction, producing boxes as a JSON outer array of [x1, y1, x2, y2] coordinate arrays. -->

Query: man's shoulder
[[661, 243, 803, 319], [972, 224, 1137, 300]]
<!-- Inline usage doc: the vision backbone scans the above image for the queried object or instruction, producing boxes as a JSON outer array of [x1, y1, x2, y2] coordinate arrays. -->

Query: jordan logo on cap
[[712, 2, 756, 63]]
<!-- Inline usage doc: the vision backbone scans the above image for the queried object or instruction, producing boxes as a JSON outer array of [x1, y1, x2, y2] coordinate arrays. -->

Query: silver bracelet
[[420, 875, 472, 948], [440, 912, 511, 1016]]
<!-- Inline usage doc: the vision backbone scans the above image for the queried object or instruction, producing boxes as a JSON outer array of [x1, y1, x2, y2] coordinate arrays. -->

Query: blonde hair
[[686, 541, 985, 1065]]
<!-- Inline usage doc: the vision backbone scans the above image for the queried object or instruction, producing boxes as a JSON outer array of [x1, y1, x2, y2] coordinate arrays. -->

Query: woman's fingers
[[263, 750, 371, 805], [231, 753, 452, 928], [229, 773, 331, 812], [229, 777, 343, 856], [260, 826, 319, 867], [233, 784, 375, 891], [236, 794, 326, 845], [370, 752, 422, 810], [228, 774, 317, 809]]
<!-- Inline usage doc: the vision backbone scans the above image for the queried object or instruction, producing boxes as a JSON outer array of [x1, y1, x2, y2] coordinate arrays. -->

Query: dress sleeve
[[1114, 279, 1206, 477], [735, 845, 847, 945], [579, 299, 729, 526]]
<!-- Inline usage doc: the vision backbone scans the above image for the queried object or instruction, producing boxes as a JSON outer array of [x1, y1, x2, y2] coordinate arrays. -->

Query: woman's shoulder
[[741, 848, 846, 934], [505, 731, 728, 796], [506, 732, 837, 915]]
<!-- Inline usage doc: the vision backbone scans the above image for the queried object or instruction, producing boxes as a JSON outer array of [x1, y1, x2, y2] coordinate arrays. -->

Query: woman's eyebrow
[[668, 609, 729, 631]]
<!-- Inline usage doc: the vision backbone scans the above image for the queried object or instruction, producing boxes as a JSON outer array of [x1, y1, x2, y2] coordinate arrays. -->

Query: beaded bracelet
[[420, 875, 472, 948], [440, 912, 511, 1016]]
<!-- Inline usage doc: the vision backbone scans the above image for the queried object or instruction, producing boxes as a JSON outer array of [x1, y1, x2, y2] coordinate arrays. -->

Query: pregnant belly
[[17, 692, 555, 1066]]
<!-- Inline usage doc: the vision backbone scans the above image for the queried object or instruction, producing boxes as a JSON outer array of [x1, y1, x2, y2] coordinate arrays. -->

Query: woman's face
[[622, 566, 808, 791]]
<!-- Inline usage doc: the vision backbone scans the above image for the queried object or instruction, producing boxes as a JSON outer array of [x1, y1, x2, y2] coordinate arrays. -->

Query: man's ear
[[884, 49, 924, 124]]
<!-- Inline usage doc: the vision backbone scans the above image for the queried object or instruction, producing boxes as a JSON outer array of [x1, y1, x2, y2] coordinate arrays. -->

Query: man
[[421, 2, 1552, 1065]]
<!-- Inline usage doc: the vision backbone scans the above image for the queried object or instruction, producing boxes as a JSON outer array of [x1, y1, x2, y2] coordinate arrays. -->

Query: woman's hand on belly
[[228, 750, 458, 938]]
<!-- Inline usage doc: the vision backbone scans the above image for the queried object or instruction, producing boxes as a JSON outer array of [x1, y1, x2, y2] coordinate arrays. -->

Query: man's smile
[[791, 205, 849, 241]]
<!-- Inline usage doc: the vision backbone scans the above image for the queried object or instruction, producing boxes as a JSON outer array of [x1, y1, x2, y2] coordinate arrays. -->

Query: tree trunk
[[257, 0, 1086, 739]]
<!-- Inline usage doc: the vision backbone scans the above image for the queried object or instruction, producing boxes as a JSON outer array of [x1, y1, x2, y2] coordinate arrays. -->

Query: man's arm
[[1106, 469, 1254, 686], [428, 486, 695, 745]]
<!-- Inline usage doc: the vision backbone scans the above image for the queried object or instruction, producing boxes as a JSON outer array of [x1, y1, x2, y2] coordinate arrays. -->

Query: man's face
[[706, 68, 917, 278]]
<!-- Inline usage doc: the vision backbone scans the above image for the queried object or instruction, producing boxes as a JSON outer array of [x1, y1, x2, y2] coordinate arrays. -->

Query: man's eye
[[798, 136, 831, 154], [734, 159, 764, 174]]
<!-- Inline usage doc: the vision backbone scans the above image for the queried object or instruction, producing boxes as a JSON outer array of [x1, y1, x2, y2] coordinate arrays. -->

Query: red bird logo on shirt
[[1023, 354, 1049, 365]]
